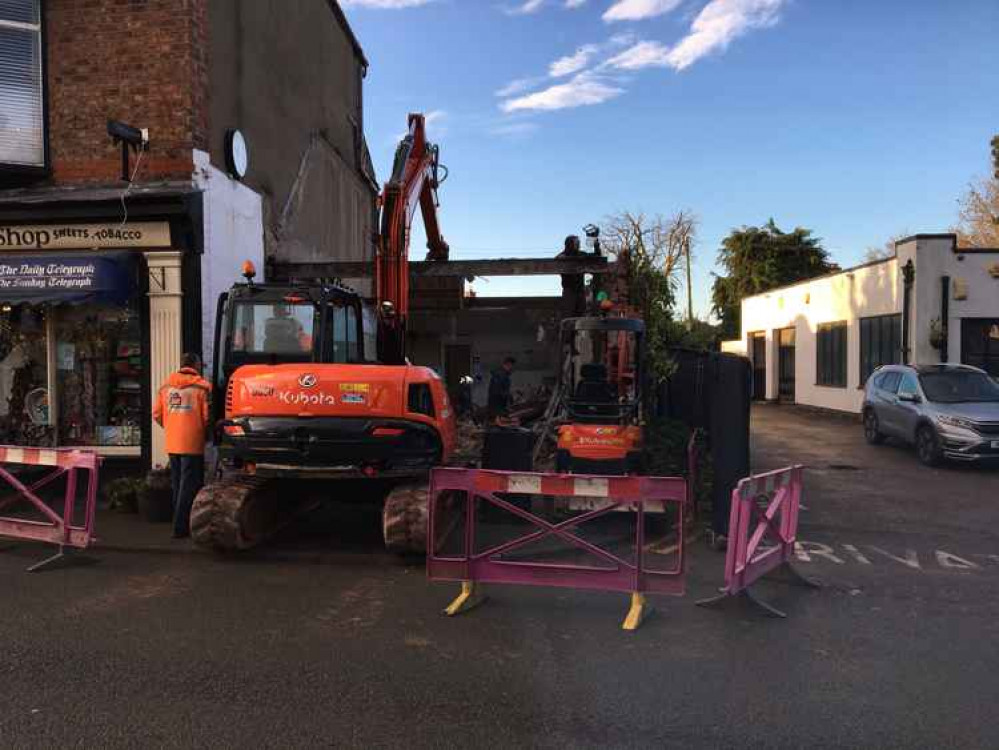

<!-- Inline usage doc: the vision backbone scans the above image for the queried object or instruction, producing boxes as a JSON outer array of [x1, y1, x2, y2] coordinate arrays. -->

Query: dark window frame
[[0, 0, 50, 180], [816, 321, 848, 388], [859, 313, 902, 386]]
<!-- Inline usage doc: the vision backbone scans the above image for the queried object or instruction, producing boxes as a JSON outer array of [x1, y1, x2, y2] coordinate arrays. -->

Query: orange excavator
[[190, 114, 455, 553]]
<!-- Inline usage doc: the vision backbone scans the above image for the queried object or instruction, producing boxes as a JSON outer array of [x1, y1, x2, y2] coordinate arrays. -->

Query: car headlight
[[936, 414, 977, 431]]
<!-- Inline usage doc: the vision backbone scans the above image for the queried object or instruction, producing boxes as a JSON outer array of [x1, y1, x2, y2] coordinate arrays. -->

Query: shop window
[[860, 314, 901, 384], [54, 304, 143, 448], [0, 304, 51, 445], [816, 321, 847, 388], [0, 0, 45, 169]]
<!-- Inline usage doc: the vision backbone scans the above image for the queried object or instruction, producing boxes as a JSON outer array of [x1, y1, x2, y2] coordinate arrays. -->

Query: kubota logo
[[298, 374, 318, 388]]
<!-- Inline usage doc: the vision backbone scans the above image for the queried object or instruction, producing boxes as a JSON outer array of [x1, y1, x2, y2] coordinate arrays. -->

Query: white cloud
[[666, 0, 784, 70], [549, 44, 599, 77], [425, 109, 448, 128], [505, 0, 545, 14], [605, 40, 670, 70], [603, 0, 682, 22], [495, 76, 545, 97], [564, 0, 587, 7], [340, 0, 435, 8], [501, 73, 624, 112]]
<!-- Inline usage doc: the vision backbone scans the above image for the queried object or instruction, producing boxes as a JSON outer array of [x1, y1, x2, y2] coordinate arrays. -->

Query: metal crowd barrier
[[697, 465, 819, 617], [427, 467, 688, 630], [0, 446, 100, 572]]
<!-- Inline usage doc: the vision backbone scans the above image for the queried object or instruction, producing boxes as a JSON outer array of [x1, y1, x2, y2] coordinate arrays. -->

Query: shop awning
[[0, 252, 136, 305]]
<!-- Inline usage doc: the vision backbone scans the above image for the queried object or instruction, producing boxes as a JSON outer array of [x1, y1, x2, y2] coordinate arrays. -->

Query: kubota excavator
[[190, 113, 455, 554]]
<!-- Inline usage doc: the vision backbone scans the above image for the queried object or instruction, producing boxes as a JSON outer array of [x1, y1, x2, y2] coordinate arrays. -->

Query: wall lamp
[[107, 119, 150, 182]]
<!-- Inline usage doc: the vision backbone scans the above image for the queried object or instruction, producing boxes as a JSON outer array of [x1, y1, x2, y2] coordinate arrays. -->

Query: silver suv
[[862, 364, 999, 465]]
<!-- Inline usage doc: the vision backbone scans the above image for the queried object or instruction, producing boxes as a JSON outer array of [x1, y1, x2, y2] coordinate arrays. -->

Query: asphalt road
[[1, 404, 997, 749]]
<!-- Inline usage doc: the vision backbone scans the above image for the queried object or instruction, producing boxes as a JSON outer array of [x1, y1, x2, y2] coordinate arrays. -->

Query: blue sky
[[341, 0, 999, 314]]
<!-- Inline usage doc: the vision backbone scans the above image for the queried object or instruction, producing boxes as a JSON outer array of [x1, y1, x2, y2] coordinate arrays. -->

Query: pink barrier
[[427, 467, 688, 630], [697, 465, 819, 617], [0, 446, 100, 572]]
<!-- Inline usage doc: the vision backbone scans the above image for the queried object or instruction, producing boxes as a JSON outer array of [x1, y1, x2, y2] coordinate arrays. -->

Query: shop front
[[0, 214, 198, 469]]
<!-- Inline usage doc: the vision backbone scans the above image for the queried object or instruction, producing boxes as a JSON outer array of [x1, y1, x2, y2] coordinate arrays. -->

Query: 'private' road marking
[[795, 541, 986, 572]]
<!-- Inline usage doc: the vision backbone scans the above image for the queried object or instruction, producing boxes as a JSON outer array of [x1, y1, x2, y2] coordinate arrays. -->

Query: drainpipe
[[939, 275, 950, 363], [901, 260, 915, 364]]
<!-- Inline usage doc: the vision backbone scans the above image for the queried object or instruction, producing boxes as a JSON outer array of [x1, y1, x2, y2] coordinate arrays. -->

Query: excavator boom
[[376, 113, 449, 364]]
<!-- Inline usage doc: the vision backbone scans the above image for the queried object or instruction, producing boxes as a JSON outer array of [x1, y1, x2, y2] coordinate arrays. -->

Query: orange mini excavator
[[190, 114, 455, 553], [554, 311, 647, 476]]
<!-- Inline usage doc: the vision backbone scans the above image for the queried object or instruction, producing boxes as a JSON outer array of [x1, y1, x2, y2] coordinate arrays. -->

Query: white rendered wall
[[897, 236, 999, 366], [736, 235, 999, 413], [738, 257, 901, 412], [194, 149, 265, 378]]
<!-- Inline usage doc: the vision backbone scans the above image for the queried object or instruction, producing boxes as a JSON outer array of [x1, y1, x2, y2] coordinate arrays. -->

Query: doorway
[[749, 331, 767, 400], [961, 318, 999, 377], [776, 327, 796, 403], [443, 343, 472, 402]]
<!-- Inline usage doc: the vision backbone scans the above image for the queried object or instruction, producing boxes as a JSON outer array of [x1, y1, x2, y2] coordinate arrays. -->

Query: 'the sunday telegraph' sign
[[0, 222, 171, 251]]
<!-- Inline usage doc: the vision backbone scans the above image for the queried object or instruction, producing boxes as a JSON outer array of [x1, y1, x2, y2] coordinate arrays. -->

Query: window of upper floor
[[0, 0, 46, 173]]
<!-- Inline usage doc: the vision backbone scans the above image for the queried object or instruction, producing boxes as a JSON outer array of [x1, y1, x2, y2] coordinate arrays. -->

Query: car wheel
[[863, 409, 885, 445], [915, 425, 941, 467]]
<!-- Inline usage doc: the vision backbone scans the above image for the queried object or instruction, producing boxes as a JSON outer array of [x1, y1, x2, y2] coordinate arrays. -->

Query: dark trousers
[[169, 453, 204, 537]]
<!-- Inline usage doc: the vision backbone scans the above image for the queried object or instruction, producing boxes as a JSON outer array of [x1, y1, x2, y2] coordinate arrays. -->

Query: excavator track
[[382, 481, 468, 556], [381, 482, 429, 555], [190, 475, 319, 552]]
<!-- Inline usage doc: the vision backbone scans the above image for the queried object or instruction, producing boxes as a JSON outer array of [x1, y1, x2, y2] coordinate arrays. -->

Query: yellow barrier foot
[[443, 581, 487, 617], [622, 592, 651, 631]]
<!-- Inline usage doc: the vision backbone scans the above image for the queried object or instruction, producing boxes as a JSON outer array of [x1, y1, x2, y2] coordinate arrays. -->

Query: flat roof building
[[722, 234, 999, 412]]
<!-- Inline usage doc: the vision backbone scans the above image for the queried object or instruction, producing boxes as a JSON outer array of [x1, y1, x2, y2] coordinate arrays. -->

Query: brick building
[[0, 0, 375, 467]]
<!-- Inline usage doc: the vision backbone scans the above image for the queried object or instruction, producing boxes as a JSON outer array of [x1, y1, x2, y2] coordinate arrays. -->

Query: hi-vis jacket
[[153, 367, 212, 455]]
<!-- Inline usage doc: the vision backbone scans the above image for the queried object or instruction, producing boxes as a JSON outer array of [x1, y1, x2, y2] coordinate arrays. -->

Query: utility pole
[[684, 235, 694, 328]]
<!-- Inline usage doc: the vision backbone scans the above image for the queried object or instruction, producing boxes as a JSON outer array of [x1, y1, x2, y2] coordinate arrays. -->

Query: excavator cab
[[211, 278, 364, 430], [555, 316, 645, 475]]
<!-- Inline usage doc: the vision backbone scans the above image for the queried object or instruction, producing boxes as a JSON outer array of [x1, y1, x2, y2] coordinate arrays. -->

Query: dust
[[64, 573, 191, 617]]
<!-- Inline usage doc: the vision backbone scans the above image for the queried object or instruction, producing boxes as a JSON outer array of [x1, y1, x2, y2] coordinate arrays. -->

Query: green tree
[[711, 219, 836, 339]]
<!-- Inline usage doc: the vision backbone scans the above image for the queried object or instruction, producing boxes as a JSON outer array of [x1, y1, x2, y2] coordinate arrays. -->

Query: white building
[[722, 234, 999, 413]]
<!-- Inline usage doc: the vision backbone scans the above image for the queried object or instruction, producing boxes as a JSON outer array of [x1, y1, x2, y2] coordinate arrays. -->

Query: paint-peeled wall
[[194, 149, 265, 378]]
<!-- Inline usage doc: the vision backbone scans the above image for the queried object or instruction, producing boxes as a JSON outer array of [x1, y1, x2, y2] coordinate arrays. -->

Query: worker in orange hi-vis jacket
[[153, 352, 212, 539]]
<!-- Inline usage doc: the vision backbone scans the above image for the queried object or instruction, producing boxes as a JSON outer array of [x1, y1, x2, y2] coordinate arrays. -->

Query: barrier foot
[[772, 561, 821, 589], [443, 581, 487, 617], [26, 546, 95, 573], [696, 588, 786, 618], [695, 588, 731, 608], [622, 592, 651, 631], [744, 588, 787, 619]]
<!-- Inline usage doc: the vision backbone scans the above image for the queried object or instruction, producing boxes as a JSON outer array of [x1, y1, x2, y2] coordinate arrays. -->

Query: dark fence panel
[[658, 349, 752, 535]]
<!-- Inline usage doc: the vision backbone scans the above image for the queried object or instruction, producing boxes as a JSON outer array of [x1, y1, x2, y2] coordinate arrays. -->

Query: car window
[[920, 371, 999, 403], [898, 373, 919, 397], [880, 372, 901, 394]]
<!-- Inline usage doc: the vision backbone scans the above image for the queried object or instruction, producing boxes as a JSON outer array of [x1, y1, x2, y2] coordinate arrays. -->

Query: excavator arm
[[376, 113, 449, 364]]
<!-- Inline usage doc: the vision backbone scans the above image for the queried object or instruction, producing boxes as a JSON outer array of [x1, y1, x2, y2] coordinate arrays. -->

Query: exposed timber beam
[[272, 256, 611, 279]]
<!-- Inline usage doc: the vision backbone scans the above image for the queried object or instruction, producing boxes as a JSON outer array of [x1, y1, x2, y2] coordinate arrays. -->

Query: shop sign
[[0, 254, 131, 302], [0, 222, 171, 251]]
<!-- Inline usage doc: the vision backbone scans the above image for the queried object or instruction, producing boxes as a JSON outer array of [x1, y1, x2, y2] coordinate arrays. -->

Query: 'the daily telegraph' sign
[[0, 222, 171, 251], [0, 254, 133, 304], [0, 260, 100, 292]]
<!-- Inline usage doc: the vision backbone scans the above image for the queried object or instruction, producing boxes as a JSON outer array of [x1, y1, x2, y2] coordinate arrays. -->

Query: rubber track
[[190, 476, 269, 552], [382, 482, 429, 555]]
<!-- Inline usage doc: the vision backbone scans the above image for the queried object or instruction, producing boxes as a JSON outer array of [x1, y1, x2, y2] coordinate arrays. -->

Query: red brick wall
[[45, 0, 209, 184]]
